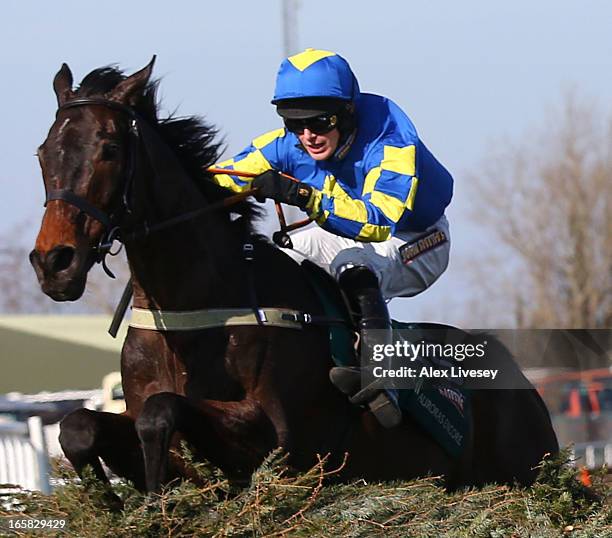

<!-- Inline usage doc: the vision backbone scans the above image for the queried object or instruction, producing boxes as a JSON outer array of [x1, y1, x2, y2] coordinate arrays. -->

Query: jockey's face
[[298, 127, 340, 161]]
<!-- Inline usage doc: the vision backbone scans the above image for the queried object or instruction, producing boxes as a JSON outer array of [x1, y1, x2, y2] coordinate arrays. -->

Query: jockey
[[211, 49, 453, 428]]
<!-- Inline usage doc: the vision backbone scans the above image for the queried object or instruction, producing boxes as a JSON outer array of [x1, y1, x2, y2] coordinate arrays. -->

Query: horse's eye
[[101, 143, 120, 161]]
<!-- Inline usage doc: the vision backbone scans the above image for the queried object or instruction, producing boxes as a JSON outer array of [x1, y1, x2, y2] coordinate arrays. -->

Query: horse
[[30, 58, 558, 500]]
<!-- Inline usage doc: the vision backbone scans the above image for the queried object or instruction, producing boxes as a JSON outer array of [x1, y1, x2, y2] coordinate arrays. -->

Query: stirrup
[[368, 391, 402, 428], [329, 367, 402, 428]]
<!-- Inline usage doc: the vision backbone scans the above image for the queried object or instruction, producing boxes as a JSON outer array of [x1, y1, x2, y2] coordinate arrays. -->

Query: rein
[[123, 189, 256, 241], [207, 168, 313, 242]]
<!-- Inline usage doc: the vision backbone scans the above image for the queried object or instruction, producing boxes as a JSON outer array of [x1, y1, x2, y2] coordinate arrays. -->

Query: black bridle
[[45, 98, 141, 277]]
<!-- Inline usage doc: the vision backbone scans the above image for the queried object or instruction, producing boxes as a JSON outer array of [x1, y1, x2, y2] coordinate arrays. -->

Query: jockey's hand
[[251, 170, 312, 209]]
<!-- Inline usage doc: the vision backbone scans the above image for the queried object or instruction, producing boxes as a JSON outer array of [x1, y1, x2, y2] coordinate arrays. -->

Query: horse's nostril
[[47, 246, 76, 273]]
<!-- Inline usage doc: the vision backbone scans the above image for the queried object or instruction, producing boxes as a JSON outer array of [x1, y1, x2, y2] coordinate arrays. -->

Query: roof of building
[[0, 316, 127, 393]]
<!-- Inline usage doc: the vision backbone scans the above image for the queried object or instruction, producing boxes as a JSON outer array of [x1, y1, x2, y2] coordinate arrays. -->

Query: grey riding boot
[[329, 266, 402, 428]]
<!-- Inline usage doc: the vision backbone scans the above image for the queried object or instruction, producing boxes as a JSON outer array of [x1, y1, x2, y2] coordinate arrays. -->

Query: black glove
[[251, 170, 313, 209]]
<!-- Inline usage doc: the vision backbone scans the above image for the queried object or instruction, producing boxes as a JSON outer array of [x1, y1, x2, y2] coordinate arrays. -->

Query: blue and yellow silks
[[211, 53, 453, 242]]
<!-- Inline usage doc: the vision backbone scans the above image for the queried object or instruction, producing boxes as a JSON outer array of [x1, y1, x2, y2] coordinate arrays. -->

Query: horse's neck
[[126, 220, 248, 310], [125, 143, 248, 310]]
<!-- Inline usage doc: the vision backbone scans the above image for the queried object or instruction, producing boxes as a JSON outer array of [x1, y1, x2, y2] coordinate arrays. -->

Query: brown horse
[[30, 58, 558, 498]]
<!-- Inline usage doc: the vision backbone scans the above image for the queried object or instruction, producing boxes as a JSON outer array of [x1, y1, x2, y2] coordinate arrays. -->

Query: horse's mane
[[76, 66, 261, 225]]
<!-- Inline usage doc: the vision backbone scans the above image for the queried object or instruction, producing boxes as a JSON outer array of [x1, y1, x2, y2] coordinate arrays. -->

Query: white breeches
[[282, 215, 451, 300]]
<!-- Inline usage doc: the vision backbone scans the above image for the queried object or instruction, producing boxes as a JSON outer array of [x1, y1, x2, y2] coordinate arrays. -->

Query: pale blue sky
[[1, 1, 610, 324]]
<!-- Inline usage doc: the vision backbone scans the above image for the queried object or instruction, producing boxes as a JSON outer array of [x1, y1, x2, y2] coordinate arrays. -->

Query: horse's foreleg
[[59, 408, 146, 495], [134, 393, 182, 493], [135, 392, 276, 493]]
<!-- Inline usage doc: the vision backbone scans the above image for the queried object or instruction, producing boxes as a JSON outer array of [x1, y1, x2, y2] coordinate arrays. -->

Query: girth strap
[[129, 307, 313, 331]]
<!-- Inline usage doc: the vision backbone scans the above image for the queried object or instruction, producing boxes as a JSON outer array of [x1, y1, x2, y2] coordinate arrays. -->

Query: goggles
[[283, 114, 338, 135]]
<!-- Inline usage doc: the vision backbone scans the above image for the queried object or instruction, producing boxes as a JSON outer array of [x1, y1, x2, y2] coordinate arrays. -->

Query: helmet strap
[[333, 103, 357, 160]]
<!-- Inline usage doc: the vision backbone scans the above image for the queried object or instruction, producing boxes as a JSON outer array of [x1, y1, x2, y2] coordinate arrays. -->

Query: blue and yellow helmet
[[272, 49, 360, 110]]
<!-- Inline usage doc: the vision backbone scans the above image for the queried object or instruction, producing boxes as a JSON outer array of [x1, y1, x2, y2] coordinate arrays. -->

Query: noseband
[[45, 98, 141, 277]]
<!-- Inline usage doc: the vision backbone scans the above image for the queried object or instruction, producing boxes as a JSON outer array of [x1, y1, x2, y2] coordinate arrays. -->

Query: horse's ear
[[110, 56, 156, 106], [53, 63, 74, 106]]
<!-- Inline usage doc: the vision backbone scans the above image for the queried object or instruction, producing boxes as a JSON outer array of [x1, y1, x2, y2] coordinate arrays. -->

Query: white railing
[[0, 416, 51, 494], [572, 441, 612, 469]]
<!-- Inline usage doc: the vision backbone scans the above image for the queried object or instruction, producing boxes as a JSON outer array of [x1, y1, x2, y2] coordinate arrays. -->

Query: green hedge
[[1, 447, 609, 537]]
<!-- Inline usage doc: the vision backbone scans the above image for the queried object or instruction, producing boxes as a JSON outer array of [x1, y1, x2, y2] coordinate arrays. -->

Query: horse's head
[[30, 59, 155, 301]]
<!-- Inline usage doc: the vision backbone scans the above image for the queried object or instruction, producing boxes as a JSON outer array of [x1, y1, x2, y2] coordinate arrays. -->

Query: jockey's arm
[[209, 128, 286, 192], [305, 144, 418, 242]]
